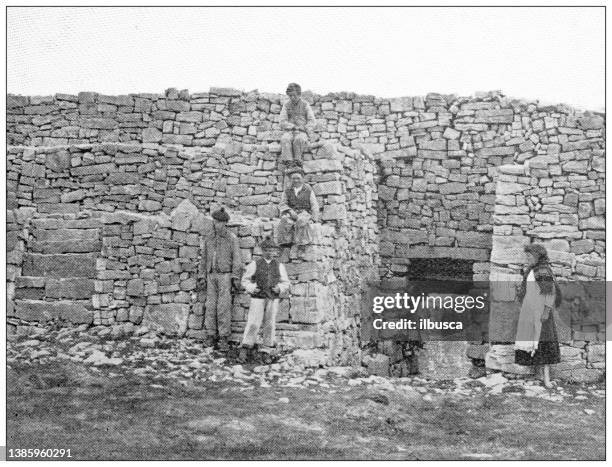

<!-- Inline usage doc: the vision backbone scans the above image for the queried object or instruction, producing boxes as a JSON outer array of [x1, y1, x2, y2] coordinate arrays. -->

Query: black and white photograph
[[3, 3, 607, 461]]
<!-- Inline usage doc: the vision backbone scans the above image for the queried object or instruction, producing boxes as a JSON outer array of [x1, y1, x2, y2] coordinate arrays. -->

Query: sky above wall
[[7, 6, 605, 111]]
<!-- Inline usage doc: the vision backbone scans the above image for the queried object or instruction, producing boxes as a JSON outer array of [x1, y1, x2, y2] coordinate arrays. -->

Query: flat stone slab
[[22, 253, 97, 278], [13, 300, 93, 324], [142, 303, 189, 336]]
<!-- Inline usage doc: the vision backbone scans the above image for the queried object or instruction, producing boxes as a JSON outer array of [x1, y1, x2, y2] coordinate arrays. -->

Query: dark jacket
[[199, 231, 242, 279]]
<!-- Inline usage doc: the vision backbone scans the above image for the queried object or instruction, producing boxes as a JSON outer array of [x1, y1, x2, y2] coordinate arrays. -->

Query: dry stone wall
[[6, 87, 605, 374], [375, 93, 605, 283], [486, 152, 605, 382], [7, 135, 378, 364]]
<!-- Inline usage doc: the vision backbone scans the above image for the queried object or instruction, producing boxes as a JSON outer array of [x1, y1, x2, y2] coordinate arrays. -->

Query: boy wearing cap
[[198, 207, 243, 351], [279, 82, 316, 164], [238, 237, 291, 364]]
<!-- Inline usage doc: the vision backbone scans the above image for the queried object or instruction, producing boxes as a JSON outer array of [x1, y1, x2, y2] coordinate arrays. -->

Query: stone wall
[[486, 150, 605, 382], [375, 92, 605, 283], [6, 87, 605, 374], [6, 137, 378, 364]]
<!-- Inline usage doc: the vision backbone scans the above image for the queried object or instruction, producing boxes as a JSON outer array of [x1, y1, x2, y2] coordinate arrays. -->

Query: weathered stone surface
[[45, 278, 95, 299], [14, 300, 93, 324], [142, 127, 162, 142], [209, 87, 241, 96], [476, 146, 515, 157], [455, 231, 491, 248], [577, 115, 604, 130], [382, 229, 428, 245], [490, 235, 530, 264], [80, 118, 119, 129], [287, 349, 329, 368], [15, 276, 46, 288], [475, 109, 514, 123], [45, 150, 71, 172], [494, 214, 530, 225], [571, 239, 595, 254], [496, 182, 529, 196], [562, 160, 588, 174], [71, 163, 117, 176], [170, 199, 199, 231], [442, 127, 461, 140], [322, 204, 347, 221], [105, 172, 140, 184], [139, 200, 162, 211], [60, 189, 90, 203], [313, 181, 343, 195], [36, 228, 99, 242], [22, 253, 97, 278], [303, 159, 343, 173], [127, 279, 144, 296], [21, 162, 46, 178], [526, 225, 582, 239], [578, 216, 605, 230], [142, 303, 190, 336], [498, 164, 526, 176], [438, 182, 466, 195]]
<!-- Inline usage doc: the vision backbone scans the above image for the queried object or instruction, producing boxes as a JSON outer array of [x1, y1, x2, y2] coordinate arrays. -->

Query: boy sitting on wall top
[[280, 82, 316, 166], [238, 237, 291, 364]]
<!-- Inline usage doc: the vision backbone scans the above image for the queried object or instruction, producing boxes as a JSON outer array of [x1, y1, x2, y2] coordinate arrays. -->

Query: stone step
[[32, 227, 100, 242], [14, 276, 95, 300], [21, 253, 97, 278], [11, 299, 93, 324], [29, 240, 102, 254]]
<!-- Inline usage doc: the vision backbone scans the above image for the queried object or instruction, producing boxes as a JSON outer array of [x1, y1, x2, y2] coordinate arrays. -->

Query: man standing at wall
[[198, 207, 243, 351], [238, 237, 291, 364], [279, 82, 316, 165], [277, 168, 320, 250]]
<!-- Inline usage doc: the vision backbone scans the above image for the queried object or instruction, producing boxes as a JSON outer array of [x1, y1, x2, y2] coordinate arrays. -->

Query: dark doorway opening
[[405, 258, 475, 295]]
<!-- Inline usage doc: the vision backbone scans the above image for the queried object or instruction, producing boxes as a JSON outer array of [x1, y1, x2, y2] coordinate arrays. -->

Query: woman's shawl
[[517, 260, 561, 305]]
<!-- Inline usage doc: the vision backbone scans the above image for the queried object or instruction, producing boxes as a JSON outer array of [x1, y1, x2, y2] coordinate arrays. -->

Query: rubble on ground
[[7, 323, 605, 402]]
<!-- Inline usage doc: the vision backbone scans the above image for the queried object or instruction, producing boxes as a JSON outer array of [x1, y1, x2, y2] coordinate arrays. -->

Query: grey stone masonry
[[6, 88, 605, 375]]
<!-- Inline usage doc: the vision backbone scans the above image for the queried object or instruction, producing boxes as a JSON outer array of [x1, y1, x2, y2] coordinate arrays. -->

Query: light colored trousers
[[277, 211, 314, 246], [241, 298, 279, 351], [204, 272, 232, 337], [280, 131, 309, 162]]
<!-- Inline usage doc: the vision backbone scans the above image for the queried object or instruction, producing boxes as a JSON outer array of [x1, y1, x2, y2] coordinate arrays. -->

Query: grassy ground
[[6, 360, 605, 460]]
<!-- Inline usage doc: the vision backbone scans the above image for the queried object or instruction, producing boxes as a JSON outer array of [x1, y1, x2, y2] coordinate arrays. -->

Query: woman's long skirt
[[515, 312, 561, 366]]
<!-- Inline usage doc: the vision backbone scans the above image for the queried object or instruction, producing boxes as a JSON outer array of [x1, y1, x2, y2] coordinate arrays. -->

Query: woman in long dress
[[514, 244, 561, 388]]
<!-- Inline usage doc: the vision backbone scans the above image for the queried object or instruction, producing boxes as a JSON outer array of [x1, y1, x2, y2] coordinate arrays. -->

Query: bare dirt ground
[[6, 324, 605, 460]]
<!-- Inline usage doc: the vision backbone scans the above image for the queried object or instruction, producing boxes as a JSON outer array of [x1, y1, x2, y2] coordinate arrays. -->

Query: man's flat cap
[[212, 207, 230, 222]]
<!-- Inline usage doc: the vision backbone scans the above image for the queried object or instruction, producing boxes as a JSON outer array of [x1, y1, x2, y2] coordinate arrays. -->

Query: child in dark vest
[[277, 168, 319, 249], [238, 238, 291, 364]]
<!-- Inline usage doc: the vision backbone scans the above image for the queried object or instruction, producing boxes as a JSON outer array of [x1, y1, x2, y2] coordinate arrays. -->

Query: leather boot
[[237, 346, 250, 364], [261, 352, 274, 365], [203, 335, 216, 348], [217, 337, 230, 352]]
